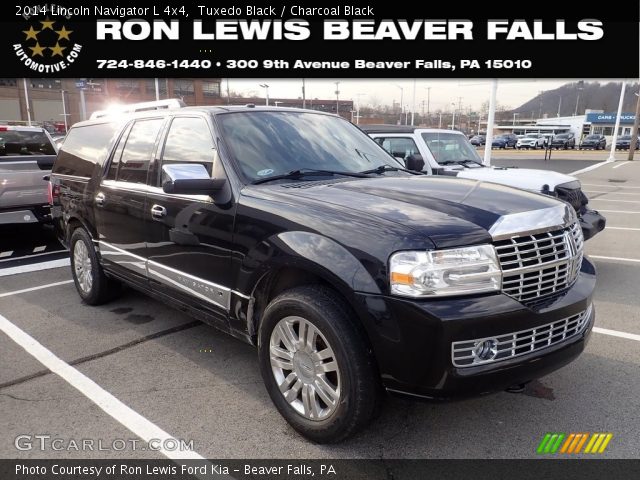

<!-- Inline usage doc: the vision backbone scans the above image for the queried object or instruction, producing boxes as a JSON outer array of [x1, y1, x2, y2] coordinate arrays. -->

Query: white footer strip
[[594, 327, 640, 342], [0, 312, 204, 460], [0, 258, 70, 277]]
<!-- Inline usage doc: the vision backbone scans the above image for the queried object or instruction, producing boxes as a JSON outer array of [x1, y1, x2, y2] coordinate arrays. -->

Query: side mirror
[[161, 163, 225, 195], [405, 154, 425, 172]]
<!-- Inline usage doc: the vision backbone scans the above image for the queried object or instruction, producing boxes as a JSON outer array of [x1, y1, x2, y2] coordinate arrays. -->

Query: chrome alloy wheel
[[73, 240, 93, 294], [270, 316, 341, 421]]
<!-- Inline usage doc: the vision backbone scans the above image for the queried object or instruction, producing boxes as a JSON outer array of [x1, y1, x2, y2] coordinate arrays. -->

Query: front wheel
[[258, 286, 380, 443], [69, 228, 119, 305]]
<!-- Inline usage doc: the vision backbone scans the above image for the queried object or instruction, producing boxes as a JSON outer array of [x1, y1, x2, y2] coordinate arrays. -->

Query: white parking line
[[33, 246, 47, 253], [594, 327, 640, 342], [569, 163, 611, 175], [0, 280, 74, 298], [590, 255, 640, 264], [0, 259, 70, 277], [0, 312, 205, 460], [605, 227, 640, 232], [612, 162, 630, 169], [597, 210, 640, 214], [591, 198, 640, 204], [0, 250, 67, 264], [585, 191, 640, 195], [583, 183, 640, 189], [0, 251, 13, 258]]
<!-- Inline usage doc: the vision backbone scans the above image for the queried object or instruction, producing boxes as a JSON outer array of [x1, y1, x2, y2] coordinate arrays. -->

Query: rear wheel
[[70, 228, 119, 305], [258, 285, 380, 443]]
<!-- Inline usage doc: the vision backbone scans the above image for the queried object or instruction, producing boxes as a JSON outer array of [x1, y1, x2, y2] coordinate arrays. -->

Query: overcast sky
[[227, 79, 600, 112]]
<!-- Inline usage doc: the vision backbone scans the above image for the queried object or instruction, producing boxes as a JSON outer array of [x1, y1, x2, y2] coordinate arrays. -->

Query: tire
[[69, 228, 119, 305], [258, 285, 380, 443]]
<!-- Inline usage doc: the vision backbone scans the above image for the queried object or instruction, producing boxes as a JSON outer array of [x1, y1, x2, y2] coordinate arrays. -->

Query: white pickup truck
[[361, 125, 606, 240], [0, 125, 57, 225]]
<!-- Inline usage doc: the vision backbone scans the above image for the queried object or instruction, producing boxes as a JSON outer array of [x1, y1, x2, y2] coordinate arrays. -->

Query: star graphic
[[48, 43, 67, 57], [29, 42, 45, 57], [40, 18, 55, 30], [23, 26, 40, 41], [55, 26, 72, 41]]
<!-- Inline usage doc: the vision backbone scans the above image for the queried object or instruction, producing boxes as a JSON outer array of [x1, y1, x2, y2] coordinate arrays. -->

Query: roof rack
[[90, 98, 186, 119]]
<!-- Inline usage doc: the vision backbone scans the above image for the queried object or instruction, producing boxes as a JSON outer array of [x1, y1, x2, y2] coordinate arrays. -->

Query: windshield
[[523, 135, 539, 139], [618, 136, 631, 140], [0, 129, 56, 155], [217, 112, 398, 182], [555, 134, 569, 139], [585, 135, 600, 140], [421, 132, 481, 164]]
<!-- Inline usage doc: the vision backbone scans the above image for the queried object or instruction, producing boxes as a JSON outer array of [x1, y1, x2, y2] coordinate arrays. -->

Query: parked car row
[[615, 135, 640, 150], [48, 103, 597, 443]]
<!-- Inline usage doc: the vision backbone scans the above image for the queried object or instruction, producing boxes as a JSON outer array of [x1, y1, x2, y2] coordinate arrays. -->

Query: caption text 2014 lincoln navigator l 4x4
[[50, 105, 595, 443]]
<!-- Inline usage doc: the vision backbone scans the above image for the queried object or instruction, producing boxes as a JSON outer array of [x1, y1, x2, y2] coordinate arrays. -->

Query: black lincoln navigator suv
[[50, 105, 595, 443]]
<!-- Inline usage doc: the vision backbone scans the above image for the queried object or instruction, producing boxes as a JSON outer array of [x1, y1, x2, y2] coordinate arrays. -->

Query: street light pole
[[61, 89, 68, 131], [154, 78, 160, 101], [334, 81, 340, 116], [259, 84, 269, 106], [394, 84, 404, 124], [608, 81, 626, 162], [22, 79, 32, 126], [451, 102, 456, 130], [411, 79, 417, 126]]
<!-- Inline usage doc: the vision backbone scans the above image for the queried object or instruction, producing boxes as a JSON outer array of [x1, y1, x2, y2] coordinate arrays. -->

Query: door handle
[[95, 192, 105, 207], [151, 204, 167, 219]]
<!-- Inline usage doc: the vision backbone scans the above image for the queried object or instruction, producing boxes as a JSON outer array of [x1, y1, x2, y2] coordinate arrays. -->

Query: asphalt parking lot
[[1, 157, 639, 461]]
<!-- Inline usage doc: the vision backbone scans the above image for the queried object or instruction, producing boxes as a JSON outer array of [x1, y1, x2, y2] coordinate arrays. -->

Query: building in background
[[0, 78, 222, 129]]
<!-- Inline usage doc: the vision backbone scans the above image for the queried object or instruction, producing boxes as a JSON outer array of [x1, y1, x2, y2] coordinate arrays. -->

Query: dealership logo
[[13, 16, 82, 73], [537, 432, 613, 454]]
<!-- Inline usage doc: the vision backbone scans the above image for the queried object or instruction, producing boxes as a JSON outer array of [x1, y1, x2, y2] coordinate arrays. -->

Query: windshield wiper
[[359, 164, 426, 175], [438, 159, 483, 167], [251, 168, 369, 185]]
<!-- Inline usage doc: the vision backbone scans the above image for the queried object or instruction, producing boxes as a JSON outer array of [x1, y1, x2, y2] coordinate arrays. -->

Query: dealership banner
[[1, 1, 638, 78]]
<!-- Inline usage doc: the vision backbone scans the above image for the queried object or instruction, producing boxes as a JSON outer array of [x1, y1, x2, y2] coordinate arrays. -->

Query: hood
[[250, 176, 562, 248], [456, 167, 577, 192]]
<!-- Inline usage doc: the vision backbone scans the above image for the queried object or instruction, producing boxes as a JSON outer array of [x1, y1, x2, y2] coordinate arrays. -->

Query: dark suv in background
[[551, 133, 576, 150], [50, 105, 595, 443], [580, 134, 607, 150], [491, 133, 518, 149]]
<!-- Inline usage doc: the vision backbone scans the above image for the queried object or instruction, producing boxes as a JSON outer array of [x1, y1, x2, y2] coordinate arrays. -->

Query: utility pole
[[226, 79, 230, 105], [608, 81, 626, 162], [393, 84, 404, 124], [451, 102, 456, 130], [355, 93, 365, 125], [334, 81, 340, 116], [60, 89, 68, 131], [22, 79, 32, 125], [628, 90, 640, 160], [411, 79, 417, 126], [154, 78, 160, 101], [557, 95, 562, 117], [259, 83, 269, 106]]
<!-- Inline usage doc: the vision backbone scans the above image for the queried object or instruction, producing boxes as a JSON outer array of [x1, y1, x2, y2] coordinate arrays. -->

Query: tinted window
[[161, 117, 214, 176], [0, 129, 56, 156], [218, 112, 393, 182], [118, 119, 163, 184], [375, 137, 419, 160], [53, 123, 118, 177]]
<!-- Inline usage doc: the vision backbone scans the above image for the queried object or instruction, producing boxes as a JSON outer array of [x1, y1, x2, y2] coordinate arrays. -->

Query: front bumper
[[354, 258, 596, 400]]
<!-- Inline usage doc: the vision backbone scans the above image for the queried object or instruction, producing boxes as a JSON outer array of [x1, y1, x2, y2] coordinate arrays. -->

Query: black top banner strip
[[2, 1, 638, 78]]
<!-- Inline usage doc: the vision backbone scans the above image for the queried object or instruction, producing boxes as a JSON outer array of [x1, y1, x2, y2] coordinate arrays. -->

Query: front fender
[[238, 231, 382, 296]]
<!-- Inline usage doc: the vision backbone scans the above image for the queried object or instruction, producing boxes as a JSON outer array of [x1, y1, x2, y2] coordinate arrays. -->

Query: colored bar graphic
[[537, 433, 613, 454]]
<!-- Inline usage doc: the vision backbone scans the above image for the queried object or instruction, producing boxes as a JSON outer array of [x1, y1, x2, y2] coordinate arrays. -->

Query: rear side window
[[53, 123, 118, 177], [374, 137, 419, 160], [117, 119, 164, 184], [0, 129, 56, 156], [160, 117, 214, 177]]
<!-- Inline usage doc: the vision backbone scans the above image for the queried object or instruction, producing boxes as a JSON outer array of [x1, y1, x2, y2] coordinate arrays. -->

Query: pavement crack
[[0, 321, 201, 391], [0, 392, 44, 402]]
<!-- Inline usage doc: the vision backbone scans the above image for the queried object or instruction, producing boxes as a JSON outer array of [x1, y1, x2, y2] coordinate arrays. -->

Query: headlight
[[389, 245, 502, 297]]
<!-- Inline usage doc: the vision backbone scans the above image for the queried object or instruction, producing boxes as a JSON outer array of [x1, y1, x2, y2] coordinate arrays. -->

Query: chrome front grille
[[495, 223, 584, 302], [452, 304, 592, 367]]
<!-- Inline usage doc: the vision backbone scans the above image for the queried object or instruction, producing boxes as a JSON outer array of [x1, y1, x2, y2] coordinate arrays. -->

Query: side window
[[160, 117, 214, 177], [377, 137, 420, 160], [105, 123, 132, 181], [118, 119, 164, 184]]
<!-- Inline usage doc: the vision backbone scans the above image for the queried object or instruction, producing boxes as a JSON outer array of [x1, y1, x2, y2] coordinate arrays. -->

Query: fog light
[[473, 339, 498, 362]]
